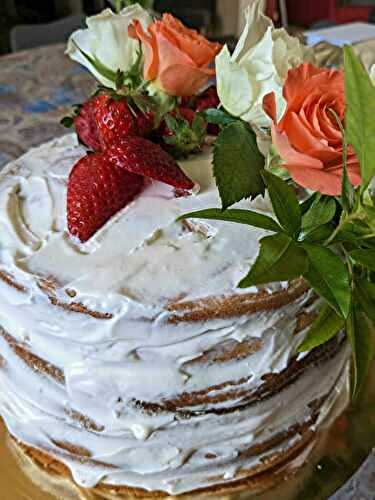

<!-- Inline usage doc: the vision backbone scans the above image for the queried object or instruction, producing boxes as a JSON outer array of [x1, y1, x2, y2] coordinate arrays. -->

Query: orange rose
[[264, 63, 361, 196], [129, 14, 221, 97]]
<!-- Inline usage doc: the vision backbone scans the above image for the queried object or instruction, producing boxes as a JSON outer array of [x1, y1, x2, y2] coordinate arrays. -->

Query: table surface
[[0, 43, 95, 169], [0, 42, 374, 500]]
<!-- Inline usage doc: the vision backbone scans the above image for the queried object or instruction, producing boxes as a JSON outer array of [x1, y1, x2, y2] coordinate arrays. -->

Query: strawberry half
[[67, 153, 144, 242], [74, 95, 102, 151], [95, 95, 154, 150], [107, 137, 195, 190]]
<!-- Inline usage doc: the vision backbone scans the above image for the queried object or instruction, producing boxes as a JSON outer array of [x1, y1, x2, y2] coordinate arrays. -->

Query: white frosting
[[0, 135, 349, 495]]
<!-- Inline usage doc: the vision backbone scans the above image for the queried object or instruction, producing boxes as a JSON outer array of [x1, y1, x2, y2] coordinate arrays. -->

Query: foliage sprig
[[181, 46, 375, 398]]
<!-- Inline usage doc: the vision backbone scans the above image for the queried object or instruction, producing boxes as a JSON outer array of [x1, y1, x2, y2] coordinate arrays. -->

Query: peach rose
[[263, 63, 361, 195], [129, 14, 221, 97]]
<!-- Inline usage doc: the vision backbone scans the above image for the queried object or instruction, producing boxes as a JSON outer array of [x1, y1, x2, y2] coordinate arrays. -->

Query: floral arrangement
[[64, 1, 375, 397]]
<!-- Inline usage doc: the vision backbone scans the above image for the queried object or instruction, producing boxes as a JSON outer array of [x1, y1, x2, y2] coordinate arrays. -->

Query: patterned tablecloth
[[0, 43, 95, 169], [0, 41, 375, 500]]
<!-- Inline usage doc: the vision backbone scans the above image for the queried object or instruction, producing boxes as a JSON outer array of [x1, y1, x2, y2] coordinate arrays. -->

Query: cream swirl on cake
[[0, 134, 349, 496]]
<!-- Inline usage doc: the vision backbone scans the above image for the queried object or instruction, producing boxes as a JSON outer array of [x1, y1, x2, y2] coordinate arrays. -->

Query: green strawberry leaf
[[347, 305, 375, 399], [192, 113, 207, 140], [202, 108, 237, 127], [163, 111, 206, 159], [344, 45, 375, 193], [213, 121, 265, 210], [298, 304, 344, 352], [262, 171, 301, 237], [179, 208, 282, 232], [303, 244, 351, 318], [60, 116, 74, 128], [350, 249, 375, 272], [115, 69, 125, 90], [301, 196, 337, 235], [239, 233, 308, 288]]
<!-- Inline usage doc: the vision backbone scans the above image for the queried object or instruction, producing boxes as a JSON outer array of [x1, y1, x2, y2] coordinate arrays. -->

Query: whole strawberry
[[195, 86, 220, 112], [95, 95, 154, 150], [195, 86, 220, 136], [73, 95, 102, 151], [107, 136, 195, 190], [67, 153, 144, 242], [156, 107, 207, 159]]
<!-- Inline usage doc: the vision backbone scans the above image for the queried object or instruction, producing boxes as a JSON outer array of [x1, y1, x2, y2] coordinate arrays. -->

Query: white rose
[[66, 6, 152, 89], [216, 0, 305, 128]]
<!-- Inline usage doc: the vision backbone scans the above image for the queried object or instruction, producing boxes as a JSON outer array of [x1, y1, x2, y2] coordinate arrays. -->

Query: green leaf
[[201, 108, 237, 127], [356, 277, 375, 323], [301, 196, 336, 234], [179, 208, 282, 233], [300, 193, 319, 215], [298, 304, 344, 352], [163, 111, 206, 159], [334, 219, 372, 243], [213, 121, 265, 210], [262, 171, 301, 237], [347, 305, 375, 399], [301, 224, 334, 244], [192, 113, 207, 139], [239, 233, 308, 288], [60, 116, 74, 128], [115, 69, 125, 90], [328, 107, 355, 212], [303, 244, 351, 318], [350, 249, 375, 272], [344, 45, 375, 192], [341, 157, 355, 213]]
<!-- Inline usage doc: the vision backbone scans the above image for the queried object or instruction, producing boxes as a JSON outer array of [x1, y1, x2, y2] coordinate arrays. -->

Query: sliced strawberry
[[74, 95, 102, 151], [107, 137, 195, 190], [67, 153, 143, 242]]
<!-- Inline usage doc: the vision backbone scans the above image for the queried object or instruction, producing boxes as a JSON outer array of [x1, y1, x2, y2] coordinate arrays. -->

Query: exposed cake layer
[[0, 327, 348, 495], [0, 135, 350, 495]]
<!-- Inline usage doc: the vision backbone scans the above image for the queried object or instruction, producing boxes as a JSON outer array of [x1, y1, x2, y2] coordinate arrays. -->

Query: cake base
[[10, 434, 317, 499]]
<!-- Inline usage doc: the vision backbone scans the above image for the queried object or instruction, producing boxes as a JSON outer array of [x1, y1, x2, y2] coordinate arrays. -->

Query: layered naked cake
[[0, 134, 349, 497]]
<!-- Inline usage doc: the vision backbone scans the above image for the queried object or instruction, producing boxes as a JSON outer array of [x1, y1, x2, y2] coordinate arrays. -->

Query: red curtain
[[285, 0, 372, 26]]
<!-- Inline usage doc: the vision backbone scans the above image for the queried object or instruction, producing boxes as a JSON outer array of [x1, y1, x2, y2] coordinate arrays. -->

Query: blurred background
[[2, 0, 375, 55]]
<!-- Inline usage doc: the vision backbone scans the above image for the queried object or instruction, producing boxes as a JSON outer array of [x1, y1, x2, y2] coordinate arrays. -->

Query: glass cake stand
[[0, 361, 374, 500]]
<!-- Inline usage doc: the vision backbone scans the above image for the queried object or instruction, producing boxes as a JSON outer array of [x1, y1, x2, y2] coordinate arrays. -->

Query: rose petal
[[283, 64, 324, 103], [283, 112, 341, 164], [161, 14, 221, 67], [282, 65, 344, 116], [263, 92, 277, 122], [287, 164, 343, 195], [67, 6, 152, 89], [130, 19, 159, 80], [271, 124, 323, 170], [158, 63, 215, 96]]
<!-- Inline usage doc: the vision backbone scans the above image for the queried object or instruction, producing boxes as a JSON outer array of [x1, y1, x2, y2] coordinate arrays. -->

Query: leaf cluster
[[181, 47, 375, 398]]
